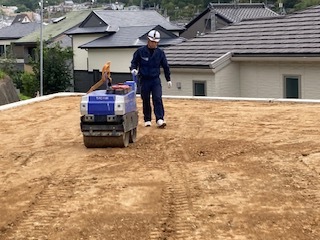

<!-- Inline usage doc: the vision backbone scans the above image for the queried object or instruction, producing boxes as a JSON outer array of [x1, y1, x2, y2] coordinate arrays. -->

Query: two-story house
[[65, 10, 185, 92]]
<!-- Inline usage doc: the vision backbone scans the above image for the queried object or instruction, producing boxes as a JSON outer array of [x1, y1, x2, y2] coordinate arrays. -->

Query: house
[[63, 1, 74, 11], [181, 3, 279, 39], [65, 10, 185, 92], [11, 13, 34, 24], [12, 10, 91, 73], [163, 5, 320, 99], [0, 22, 40, 61]]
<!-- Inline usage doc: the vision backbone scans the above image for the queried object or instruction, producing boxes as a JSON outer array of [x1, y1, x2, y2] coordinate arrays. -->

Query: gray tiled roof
[[184, 3, 278, 30], [80, 25, 184, 48], [165, 5, 320, 67], [210, 3, 278, 23], [0, 22, 40, 40], [93, 10, 183, 30], [14, 10, 90, 44]]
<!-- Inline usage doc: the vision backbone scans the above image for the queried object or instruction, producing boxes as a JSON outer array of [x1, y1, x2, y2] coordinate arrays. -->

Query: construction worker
[[130, 30, 172, 128]]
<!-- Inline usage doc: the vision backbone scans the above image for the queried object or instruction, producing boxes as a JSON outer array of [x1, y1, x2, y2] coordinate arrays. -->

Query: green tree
[[21, 72, 38, 97], [294, 0, 320, 10], [0, 49, 18, 78], [31, 42, 74, 95], [0, 48, 24, 91]]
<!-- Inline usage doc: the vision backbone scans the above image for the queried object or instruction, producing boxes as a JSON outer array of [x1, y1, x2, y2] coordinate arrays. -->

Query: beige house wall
[[164, 68, 213, 96], [72, 34, 104, 71], [239, 61, 320, 99], [0, 39, 11, 46], [214, 62, 240, 97], [303, 64, 320, 99], [88, 48, 136, 73]]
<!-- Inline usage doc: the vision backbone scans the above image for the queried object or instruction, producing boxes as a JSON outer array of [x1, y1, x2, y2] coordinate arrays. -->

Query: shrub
[[21, 72, 39, 97]]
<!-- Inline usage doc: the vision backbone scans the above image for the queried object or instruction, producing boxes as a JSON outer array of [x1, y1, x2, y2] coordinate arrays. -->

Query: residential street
[[0, 96, 319, 239]]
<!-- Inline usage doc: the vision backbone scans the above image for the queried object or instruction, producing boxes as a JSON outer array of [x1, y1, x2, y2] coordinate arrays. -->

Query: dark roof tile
[[209, 3, 279, 22], [94, 10, 183, 30], [80, 25, 184, 48], [165, 5, 320, 67], [0, 22, 40, 39]]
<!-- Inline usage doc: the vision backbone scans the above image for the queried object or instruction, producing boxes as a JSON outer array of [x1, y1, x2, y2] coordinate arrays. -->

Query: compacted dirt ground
[[0, 96, 319, 240]]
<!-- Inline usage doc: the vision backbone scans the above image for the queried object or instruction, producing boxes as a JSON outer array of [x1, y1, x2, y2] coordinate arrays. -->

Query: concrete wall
[[0, 76, 20, 106]]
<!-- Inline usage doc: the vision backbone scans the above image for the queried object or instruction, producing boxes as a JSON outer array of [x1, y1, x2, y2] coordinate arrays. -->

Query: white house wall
[[87, 48, 136, 73], [239, 61, 320, 99], [0, 39, 11, 46], [72, 34, 104, 71], [303, 64, 320, 98], [164, 68, 213, 96], [240, 62, 281, 98], [214, 61, 240, 97]]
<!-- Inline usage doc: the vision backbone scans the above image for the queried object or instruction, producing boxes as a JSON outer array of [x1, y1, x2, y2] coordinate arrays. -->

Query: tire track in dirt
[[1, 171, 73, 239], [0, 160, 103, 240], [149, 140, 198, 240]]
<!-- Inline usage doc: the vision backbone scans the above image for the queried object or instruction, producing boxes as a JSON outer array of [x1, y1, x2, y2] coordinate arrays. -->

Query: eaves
[[13, 41, 39, 46], [167, 64, 211, 69], [0, 37, 20, 40], [81, 43, 183, 49], [81, 45, 142, 49], [232, 53, 320, 61]]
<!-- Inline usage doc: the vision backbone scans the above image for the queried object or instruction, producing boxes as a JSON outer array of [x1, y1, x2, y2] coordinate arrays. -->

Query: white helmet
[[147, 30, 160, 42]]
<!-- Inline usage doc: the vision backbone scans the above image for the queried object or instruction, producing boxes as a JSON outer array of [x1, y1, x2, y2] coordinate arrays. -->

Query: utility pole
[[40, 0, 44, 96]]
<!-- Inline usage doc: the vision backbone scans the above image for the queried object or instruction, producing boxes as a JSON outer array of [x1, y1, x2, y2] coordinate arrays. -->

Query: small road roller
[[80, 79, 138, 148]]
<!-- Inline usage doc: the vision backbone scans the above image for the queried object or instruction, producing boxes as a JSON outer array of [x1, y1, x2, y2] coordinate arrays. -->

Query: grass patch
[[0, 71, 6, 79], [19, 93, 31, 101]]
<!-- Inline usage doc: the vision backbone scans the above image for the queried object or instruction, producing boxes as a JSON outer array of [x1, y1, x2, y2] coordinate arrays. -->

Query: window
[[193, 81, 206, 96], [0, 45, 5, 57], [284, 75, 300, 98], [27, 47, 36, 61]]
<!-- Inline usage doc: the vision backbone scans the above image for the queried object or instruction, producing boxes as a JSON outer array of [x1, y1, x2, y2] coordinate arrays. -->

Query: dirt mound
[[0, 76, 20, 106]]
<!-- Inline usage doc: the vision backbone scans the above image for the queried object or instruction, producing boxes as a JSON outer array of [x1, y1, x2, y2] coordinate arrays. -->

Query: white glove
[[167, 81, 172, 88], [131, 69, 138, 76]]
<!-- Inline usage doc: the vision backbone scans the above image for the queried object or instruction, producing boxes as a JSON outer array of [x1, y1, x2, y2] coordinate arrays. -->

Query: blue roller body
[[80, 80, 137, 116]]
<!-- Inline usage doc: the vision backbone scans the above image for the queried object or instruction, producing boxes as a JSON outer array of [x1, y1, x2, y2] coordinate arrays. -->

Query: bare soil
[[0, 96, 319, 240]]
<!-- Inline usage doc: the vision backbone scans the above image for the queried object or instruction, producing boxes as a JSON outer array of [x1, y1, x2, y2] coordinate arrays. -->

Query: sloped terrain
[[0, 96, 319, 240], [0, 77, 20, 106]]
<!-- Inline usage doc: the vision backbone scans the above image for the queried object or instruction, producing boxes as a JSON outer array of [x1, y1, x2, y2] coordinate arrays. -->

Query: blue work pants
[[140, 78, 164, 122]]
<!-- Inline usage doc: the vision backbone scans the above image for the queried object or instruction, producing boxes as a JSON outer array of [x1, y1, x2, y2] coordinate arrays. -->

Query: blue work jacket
[[130, 45, 171, 82]]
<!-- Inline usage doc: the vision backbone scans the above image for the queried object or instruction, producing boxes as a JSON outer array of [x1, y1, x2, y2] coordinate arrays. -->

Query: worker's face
[[147, 39, 158, 49]]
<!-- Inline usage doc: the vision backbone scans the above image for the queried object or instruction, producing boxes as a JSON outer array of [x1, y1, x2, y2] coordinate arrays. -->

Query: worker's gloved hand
[[167, 81, 172, 88], [131, 69, 138, 76]]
